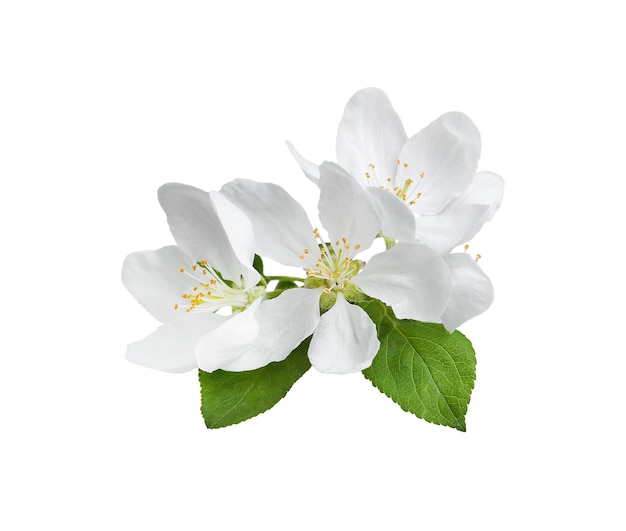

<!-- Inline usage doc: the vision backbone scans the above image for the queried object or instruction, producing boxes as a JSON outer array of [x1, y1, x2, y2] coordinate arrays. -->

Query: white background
[[1, 1, 624, 529]]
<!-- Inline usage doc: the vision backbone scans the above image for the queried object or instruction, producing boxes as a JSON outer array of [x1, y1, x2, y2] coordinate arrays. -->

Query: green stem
[[264, 275, 305, 282]]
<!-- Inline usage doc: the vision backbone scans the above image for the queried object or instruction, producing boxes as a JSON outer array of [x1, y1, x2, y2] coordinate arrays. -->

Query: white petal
[[318, 162, 381, 252], [353, 242, 451, 322], [365, 187, 416, 242], [336, 87, 407, 188], [286, 141, 320, 185], [126, 312, 227, 373], [397, 112, 481, 215], [194, 298, 263, 372], [441, 253, 494, 331], [460, 171, 504, 222], [414, 203, 490, 255], [209, 192, 260, 287], [158, 183, 246, 283], [414, 170, 504, 253], [220, 179, 318, 268], [218, 288, 321, 372], [122, 246, 197, 323], [308, 293, 379, 374]]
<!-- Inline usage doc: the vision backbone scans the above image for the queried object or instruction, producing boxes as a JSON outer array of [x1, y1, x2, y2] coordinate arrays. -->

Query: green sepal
[[275, 280, 298, 290], [199, 337, 311, 429], [358, 299, 476, 431], [253, 254, 264, 276]]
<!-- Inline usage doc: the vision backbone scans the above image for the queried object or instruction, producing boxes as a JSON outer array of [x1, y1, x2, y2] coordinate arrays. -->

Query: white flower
[[220, 164, 452, 373], [287, 87, 504, 331], [122, 183, 320, 373]]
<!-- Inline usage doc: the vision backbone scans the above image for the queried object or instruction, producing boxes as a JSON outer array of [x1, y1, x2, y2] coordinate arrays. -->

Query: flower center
[[364, 160, 425, 205], [301, 229, 362, 293], [175, 261, 264, 313]]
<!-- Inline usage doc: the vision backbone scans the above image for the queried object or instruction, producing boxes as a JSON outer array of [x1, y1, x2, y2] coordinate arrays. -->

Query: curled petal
[[366, 187, 416, 242], [157, 183, 250, 284], [336, 87, 408, 189], [209, 192, 260, 287], [459, 171, 504, 222], [221, 179, 318, 268], [353, 242, 451, 322], [441, 253, 494, 331], [318, 162, 381, 253], [414, 170, 504, 253], [286, 141, 320, 185], [397, 112, 481, 215], [415, 203, 490, 255], [308, 293, 379, 374], [126, 312, 227, 373]]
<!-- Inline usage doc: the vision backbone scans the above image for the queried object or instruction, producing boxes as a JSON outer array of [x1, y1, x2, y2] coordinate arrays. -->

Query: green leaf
[[358, 299, 476, 431], [253, 254, 264, 276], [199, 337, 311, 429]]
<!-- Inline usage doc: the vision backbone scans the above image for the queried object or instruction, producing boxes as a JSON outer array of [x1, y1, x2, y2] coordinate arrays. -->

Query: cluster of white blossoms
[[123, 88, 503, 375]]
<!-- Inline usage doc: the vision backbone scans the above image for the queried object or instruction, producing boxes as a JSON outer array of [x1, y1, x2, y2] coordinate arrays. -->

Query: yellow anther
[[202, 270, 207, 275], [420, 172, 425, 178], [365, 172, 371, 178], [299, 255, 304, 259], [379, 185, 385, 189], [179, 268, 185, 273], [193, 286, 198, 291], [417, 192, 422, 199], [369, 163, 375, 169], [386, 177, 392, 182], [409, 201, 415, 205], [174, 304, 179, 310], [464, 244, 470, 250], [345, 244, 350, 249], [201, 260, 208, 266], [475, 254, 482, 262], [396, 159, 401, 165], [336, 240, 340, 246], [192, 265, 197, 271], [342, 237, 347, 244], [210, 279, 217, 285], [404, 163, 409, 168], [355, 244, 361, 250], [304, 248, 310, 254]]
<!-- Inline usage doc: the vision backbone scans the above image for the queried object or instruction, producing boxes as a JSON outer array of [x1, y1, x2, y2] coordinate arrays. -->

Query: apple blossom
[[220, 163, 452, 373], [287, 87, 503, 330]]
